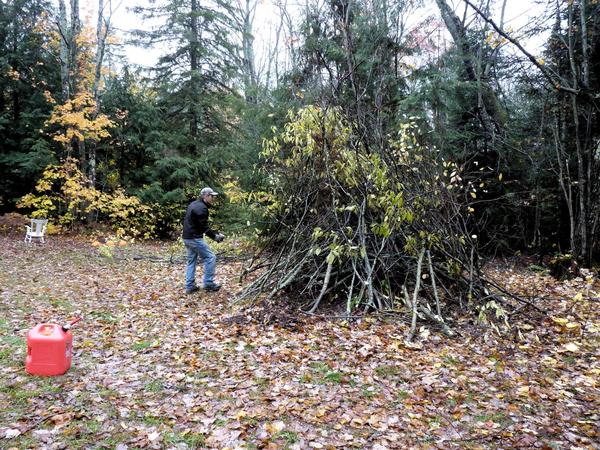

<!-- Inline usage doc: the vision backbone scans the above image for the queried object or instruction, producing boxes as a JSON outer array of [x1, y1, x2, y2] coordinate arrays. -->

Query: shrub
[[17, 158, 158, 238]]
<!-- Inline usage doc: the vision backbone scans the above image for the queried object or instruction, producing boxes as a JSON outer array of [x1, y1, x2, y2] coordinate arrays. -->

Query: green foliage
[[130, 0, 240, 165], [0, 0, 60, 211], [262, 106, 469, 259], [0, 0, 596, 269]]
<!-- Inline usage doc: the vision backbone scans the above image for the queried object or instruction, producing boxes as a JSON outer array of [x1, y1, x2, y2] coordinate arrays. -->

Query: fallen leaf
[[4, 429, 20, 438], [265, 420, 285, 434], [147, 431, 161, 442], [517, 386, 530, 396], [562, 342, 580, 352]]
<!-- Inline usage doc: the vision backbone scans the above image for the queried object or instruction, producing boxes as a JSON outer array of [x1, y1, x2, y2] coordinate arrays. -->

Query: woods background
[[1, 0, 599, 315]]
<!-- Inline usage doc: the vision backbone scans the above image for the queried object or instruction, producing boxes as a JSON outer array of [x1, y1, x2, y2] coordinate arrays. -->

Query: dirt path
[[1, 236, 598, 449]]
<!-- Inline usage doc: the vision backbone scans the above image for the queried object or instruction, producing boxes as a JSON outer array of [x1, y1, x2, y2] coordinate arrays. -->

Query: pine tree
[[0, 0, 59, 210]]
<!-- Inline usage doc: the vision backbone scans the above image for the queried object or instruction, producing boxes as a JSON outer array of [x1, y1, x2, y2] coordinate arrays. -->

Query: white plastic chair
[[25, 219, 48, 243]]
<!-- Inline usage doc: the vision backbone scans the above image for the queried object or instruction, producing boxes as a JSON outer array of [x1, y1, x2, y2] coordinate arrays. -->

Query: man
[[182, 187, 225, 294]]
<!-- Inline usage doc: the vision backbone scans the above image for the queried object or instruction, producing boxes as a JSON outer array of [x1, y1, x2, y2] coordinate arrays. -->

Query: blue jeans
[[183, 238, 216, 290]]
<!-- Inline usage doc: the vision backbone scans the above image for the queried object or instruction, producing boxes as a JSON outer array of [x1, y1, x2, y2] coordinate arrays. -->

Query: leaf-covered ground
[[1, 236, 598, 449]]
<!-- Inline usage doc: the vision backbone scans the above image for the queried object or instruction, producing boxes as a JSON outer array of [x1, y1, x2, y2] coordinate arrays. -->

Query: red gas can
[[26, 323, 73, 376]]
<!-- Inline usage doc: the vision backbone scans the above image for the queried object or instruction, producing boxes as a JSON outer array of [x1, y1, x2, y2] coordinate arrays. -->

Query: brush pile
[[238, 106, 523, 338]]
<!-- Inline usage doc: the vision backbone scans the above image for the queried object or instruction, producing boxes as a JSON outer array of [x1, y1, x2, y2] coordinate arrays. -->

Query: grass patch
[[214, 418, 228, 427], [145, 379, 165, 392], [85, 419, 103, 433], [131, 340, 154, 351], [203, 350, 220, 359], [300, 373, 313, 383], [190, 368, 219, 381], [92, 432, 136, 448], [393, 389, 410, 406], [474, 412, 512, 426], [528, 264, 548, 274], [361, 384, 378, 399], [98, 388, 119, 399], [428, 417, 442, 429], [307, 361, 344, 384], [3, 334, 25, 344], [165, 430, 207, 447], [310, 361, 330, 374], [323, 371, 343, 384], [255, 377, 269, 387], [3, 379, 63, 409], [142, 415, 165, 426], [442, 355, 459, 366], [0, 347, 12, 361], [89, 310, 118, 323], [0, 319, 22, 366], [49, 296, 73, 309], [6, 435, 36, 448], [14, 389, 42, 400], [274, 430, 299, 448], [375, 364, 402, 378]]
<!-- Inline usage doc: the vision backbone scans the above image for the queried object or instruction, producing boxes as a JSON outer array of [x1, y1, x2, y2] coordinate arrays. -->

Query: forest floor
[[0, 236, 598, 450]]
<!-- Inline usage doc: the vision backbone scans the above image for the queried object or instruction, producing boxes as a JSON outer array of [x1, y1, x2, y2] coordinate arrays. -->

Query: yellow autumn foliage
[[46, 92, 115, 144], [18, 158, 157, 238]]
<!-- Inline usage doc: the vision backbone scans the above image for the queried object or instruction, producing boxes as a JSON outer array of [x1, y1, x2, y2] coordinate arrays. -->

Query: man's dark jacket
[[182, 199, 216, 240]]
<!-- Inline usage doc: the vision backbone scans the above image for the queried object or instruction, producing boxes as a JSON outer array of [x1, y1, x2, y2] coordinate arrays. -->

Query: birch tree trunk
[[238, 0, 258, 103], [58, 0, 70, 102], [69, 0, 80, 92], [89, 0, 112, 188]]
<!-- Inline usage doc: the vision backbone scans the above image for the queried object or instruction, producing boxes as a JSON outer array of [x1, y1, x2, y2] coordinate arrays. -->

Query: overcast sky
[[72, 0, 548, 69]]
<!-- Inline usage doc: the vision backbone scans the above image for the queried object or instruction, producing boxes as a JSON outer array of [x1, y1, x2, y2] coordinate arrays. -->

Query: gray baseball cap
[[200, 187, 219, 196]]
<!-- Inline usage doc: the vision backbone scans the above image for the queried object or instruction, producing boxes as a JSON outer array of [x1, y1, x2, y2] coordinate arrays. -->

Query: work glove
[[214, 233, 225, 243]]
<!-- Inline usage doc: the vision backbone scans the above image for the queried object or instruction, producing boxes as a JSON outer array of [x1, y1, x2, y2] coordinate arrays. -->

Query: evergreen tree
[[132, 0, 241, 200], [0, 0, 59, 211]]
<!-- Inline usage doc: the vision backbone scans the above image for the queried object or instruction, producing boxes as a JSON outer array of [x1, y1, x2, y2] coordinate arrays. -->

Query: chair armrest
[[26, 225, 31, 232]]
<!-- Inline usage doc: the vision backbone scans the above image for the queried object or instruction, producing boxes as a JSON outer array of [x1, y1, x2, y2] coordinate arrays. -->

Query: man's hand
[[214, 233, 225, 243]]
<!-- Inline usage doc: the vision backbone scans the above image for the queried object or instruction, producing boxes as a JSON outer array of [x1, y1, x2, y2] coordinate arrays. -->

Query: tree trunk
[[89, 0, 111, 188], [93, 0, 107, 103], [237, 0, 258, 103], [58, 0, 70, 101], [554, 106, 575, 254], [189, 0, 199, 139], [69, 0, 81, 93], [436, 0, 505, 132], [567, 2, 588, 262]]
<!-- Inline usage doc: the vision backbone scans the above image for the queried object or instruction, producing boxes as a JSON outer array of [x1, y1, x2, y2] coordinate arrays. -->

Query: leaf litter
[[0, 236, 598, 449]]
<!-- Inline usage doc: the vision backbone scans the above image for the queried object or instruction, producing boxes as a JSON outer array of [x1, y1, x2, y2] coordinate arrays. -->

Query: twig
[[427, 250, 442, 318], [408, 247, 426, 341], [482, 276, 547, 314], [308, 259, 333, 313], [418, 304, 455, 337]]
